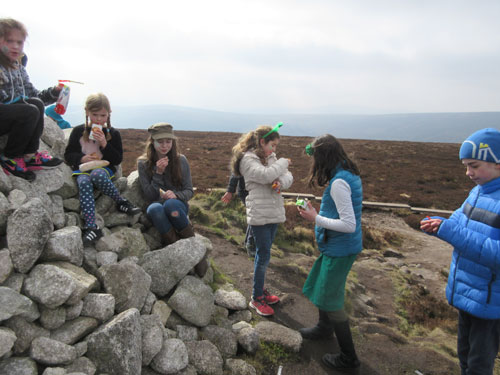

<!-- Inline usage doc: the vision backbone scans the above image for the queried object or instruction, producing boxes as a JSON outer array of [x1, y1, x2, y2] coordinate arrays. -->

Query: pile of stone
[[0, 118, 301, 375]]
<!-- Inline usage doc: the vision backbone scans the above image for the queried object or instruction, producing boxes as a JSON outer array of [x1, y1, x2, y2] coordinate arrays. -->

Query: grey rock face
[[177, 325, 198, 342], [23, 264, 76, 309], [41, 226, 84, 266], [255, 321, 302, 353], [0, 326, 16, 357], [0, 250, 13, 284], [50, 317, 99, 345], [214, 288, 247, 311], [237, 327, 260, 354], [140, 314, 164, 366], [0, 357, 38, 375], [95, 227, 148, 259], [3, 316, 50, 354], [39, 305, 66, 330], [151, 338, 189, 374], [8, 198, 53, 273], [185, 340, 224, 375], [0, 192, 9, 236], [86, 308, 142, 375], [140, 237, 206, 296], [168, 276, 215, 327], [0, 286, 39, 322], [30, 336, 77, 365], [81, 293, 115, 322], [225, 359, 257, 375], [200, 325, 238, 358], [229, 310, 252, 323], [100, 262, 151, 313], [64, 356, 97, 375], [46, 262, 98, 306]]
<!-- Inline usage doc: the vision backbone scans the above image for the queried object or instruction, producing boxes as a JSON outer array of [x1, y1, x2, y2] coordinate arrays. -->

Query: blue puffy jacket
[[437, 176, 500, 319]]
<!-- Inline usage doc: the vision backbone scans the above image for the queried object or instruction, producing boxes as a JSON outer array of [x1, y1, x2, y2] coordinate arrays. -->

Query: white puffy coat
[[240, 150, 293, 225]]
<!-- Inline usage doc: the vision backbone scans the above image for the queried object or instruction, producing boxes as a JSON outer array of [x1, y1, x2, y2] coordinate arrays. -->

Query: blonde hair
[[0, 18, 27, 69], [83, 93, 112, 142], [230, 125, 279, 176]]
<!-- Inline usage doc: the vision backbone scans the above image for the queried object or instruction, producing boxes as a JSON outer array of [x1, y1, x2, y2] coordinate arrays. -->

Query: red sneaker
[[249, 296, 274, 316], [263, 289, 280, 305]]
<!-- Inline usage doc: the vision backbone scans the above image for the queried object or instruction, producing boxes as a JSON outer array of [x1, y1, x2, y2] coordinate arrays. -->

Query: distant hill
[[64, 104, 500, 143]]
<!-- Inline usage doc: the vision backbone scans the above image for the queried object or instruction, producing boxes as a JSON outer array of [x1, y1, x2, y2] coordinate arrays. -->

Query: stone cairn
[[0, 118, 302, 375]]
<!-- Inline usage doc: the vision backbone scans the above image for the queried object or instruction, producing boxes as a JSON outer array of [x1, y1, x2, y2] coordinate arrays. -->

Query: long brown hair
[[307, 134, 360, 187], [83, 93, 112, 142], [138, 136, 183, 187], [0, 18, 27, 69], [230, 125, 280, 176]]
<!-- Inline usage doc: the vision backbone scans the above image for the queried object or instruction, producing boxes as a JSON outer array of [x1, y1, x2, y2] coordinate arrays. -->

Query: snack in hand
[[296, 198, 309, 210], [89, 124, 103, 140], [159, 188, 166, 195], [79, 160, 109, 172]]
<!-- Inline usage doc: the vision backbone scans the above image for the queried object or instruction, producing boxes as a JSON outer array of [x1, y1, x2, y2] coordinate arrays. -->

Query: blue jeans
[[147, 199, 189, 234], [251, 223, 278, 299], [458, 309, 500, 375]]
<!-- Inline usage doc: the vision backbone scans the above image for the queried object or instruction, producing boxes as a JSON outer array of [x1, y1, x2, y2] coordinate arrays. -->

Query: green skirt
[[302, 253, 357, 311]]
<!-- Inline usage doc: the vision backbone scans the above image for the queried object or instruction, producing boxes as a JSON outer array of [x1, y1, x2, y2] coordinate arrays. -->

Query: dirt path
[[197, 210, 462, 375]]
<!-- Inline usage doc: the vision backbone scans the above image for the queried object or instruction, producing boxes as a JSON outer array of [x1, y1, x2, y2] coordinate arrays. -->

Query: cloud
[[5, 0, 500, 115]]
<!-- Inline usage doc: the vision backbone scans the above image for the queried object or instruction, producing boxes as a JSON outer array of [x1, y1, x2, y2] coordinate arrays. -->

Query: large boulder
[[7, 198, 53, 273], [168, 276, 215, 328], [140, 237, 206, 297], [86, 308, 142, 375], [100, 262, 151, 313]]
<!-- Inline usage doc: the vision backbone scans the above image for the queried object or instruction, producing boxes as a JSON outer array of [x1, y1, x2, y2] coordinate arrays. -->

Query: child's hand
[[81, 153, 100, 163], [420, 218, 442, 234], [160, 189, 177, 200], [298, 201, 317, 222], [221, 192, 233, 204], [272, 180, 281, 193], [92, 128, 107, 149], [156, 157, 169, 174]]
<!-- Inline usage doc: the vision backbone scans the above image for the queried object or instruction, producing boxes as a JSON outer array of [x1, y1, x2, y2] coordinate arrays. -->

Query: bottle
[[55, 82, 70, 115]]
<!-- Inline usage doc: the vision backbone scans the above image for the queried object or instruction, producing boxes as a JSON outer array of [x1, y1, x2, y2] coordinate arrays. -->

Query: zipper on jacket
[[451, 192, 479, 306], [487, 273, 496, 304]]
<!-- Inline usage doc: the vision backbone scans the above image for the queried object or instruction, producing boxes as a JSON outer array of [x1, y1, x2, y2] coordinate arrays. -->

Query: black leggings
[[0, 97, 44, 158]]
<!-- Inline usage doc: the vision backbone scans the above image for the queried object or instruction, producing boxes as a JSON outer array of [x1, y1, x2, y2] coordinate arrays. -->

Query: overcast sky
[[6, 0, 500, 116]]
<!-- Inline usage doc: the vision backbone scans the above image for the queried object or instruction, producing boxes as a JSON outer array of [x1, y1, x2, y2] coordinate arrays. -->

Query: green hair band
[[263, 122, 283, 138], [305, 143, 314, 156]]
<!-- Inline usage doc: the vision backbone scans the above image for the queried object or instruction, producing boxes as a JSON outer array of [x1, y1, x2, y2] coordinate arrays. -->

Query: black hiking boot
[[299, 310, 334, 340], [322, 320, 360, 370]]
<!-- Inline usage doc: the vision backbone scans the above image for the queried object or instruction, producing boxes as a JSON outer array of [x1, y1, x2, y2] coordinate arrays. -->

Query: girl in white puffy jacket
[[230, 124, 293, 316]]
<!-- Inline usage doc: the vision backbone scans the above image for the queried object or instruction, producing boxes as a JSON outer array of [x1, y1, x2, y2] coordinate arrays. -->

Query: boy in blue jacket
[[421, 128, 500, 375]]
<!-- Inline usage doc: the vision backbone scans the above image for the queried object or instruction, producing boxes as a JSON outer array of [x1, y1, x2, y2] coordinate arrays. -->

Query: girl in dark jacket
[[64, 93, 139, 246]]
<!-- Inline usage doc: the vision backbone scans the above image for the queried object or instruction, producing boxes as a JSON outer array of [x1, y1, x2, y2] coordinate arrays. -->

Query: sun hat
[[148, 123, 177, 140]]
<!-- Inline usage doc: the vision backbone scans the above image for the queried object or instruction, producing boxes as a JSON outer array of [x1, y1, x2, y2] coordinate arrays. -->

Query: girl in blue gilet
[[297, 134, 362, 370]]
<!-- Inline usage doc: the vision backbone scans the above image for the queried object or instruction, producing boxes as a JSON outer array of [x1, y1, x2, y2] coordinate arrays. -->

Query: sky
[[5, 0, 500, 117]]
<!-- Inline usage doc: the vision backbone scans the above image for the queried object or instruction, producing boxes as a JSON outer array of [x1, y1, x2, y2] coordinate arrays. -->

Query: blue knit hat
[[459, 128, 500, 163]]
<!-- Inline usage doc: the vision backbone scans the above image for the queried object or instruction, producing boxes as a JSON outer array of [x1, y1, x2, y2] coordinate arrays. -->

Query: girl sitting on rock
[[230, 123, 293, 317], [297, 134, 362, 370], [0, 18, 63, 181], [64, 93, 140, 246], [137, 123, 208, 277]]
